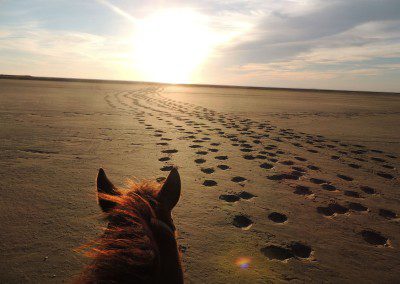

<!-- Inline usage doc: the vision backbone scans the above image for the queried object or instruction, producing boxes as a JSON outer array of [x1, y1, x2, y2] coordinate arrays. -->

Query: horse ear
[[97, 168, 120, 212], [158, 168, 181, 211]]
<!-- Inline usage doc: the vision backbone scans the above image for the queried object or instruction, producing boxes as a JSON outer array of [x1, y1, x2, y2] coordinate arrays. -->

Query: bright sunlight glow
[[131, 9, 218, 84]]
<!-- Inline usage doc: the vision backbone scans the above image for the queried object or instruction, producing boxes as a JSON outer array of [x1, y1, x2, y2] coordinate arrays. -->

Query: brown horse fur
[[77, 168, 183, 283]]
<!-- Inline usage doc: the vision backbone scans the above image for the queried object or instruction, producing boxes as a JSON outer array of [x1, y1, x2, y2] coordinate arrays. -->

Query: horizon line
[[1, 74, 399, 95]]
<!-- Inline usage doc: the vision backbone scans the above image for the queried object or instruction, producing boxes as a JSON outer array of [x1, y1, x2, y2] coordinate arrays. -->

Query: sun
[[131, 8, 216, 84]]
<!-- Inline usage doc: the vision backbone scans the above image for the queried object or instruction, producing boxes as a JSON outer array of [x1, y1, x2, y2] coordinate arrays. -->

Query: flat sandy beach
[[0, 78, 399, 283]]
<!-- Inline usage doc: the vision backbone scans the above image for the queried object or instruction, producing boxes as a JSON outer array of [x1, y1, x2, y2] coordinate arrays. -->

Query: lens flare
[[235, 257, 251, 269]]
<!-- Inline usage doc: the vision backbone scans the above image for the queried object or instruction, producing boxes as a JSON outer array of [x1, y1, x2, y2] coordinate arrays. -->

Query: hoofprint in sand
[[0, 79, 399, 283]]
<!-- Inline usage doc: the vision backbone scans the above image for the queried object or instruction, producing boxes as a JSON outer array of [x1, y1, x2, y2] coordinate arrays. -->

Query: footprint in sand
[[196, 151, 208, 155], [379, 209, 397, 219], [317, 203, 349, 216], [382, 164, 395, 169], [294, 156, 307, 162], [158, 157, 171, 162], [294, 185, 313, 195], [189, 144, 202, 148], [360, 186, 375, 194], [354, 157, 366, 162], [243, 154, 256, 160], [310, 178, 327, 185], [215, 155, 228, 160], [344, 190, 361, 198], [238, 191, 255, 199], [260, 245, 293, 261], [371, 157, 386, 163], [360, 230, 388, 246], [232, 215, 253, 229], [195, 158, 206, 164], [348, 163, 361, 169], [203, 180, 217, 187], [377, 172, 394, 179], [268, 173, 300, 181], [307, 165, 320, 170], [201, 168, 214, 174], [217, 164, 230, 170], [260, 163, 274, 169], [162, 149, 178, 154], [337, 174, 354, 181], [321, 184, 337, 191], [256, 154, 267, 160], [156, 177, 166, 182], [292, 166, 306, 173], [160, 165, 174, 171], [290, 242, 312, 258], [280, 160, 294, 165], [348, 202, 368, 212], [268, 212, 288, 223], [219, 194, 240, 202], [231, 176, 247, 183]]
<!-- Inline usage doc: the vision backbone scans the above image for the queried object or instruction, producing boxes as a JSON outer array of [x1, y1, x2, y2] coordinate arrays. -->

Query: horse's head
[[96, 167, 181, 233], [89, 168, 183, 283]]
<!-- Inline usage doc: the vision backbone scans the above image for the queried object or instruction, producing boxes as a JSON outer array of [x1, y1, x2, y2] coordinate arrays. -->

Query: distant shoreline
[[1, 74, 398, 95]]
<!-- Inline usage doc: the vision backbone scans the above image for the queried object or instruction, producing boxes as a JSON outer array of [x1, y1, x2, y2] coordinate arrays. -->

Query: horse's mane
[[78, 180, 163, 283]]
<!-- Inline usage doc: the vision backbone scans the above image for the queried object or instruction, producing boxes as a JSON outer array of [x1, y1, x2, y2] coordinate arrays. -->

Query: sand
[[0, 78, 399, 283]]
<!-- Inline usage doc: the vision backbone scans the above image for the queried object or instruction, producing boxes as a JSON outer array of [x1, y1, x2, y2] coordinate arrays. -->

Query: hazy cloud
[[0, 0, 399, 91]]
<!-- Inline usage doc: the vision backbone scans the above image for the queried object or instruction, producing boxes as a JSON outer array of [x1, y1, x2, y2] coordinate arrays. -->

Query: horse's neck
[[151, 219, 184, 284], [158, 238, 183, 283]]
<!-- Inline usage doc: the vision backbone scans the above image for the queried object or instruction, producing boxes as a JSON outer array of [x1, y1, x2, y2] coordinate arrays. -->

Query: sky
[[0, 0, 399, 92]]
